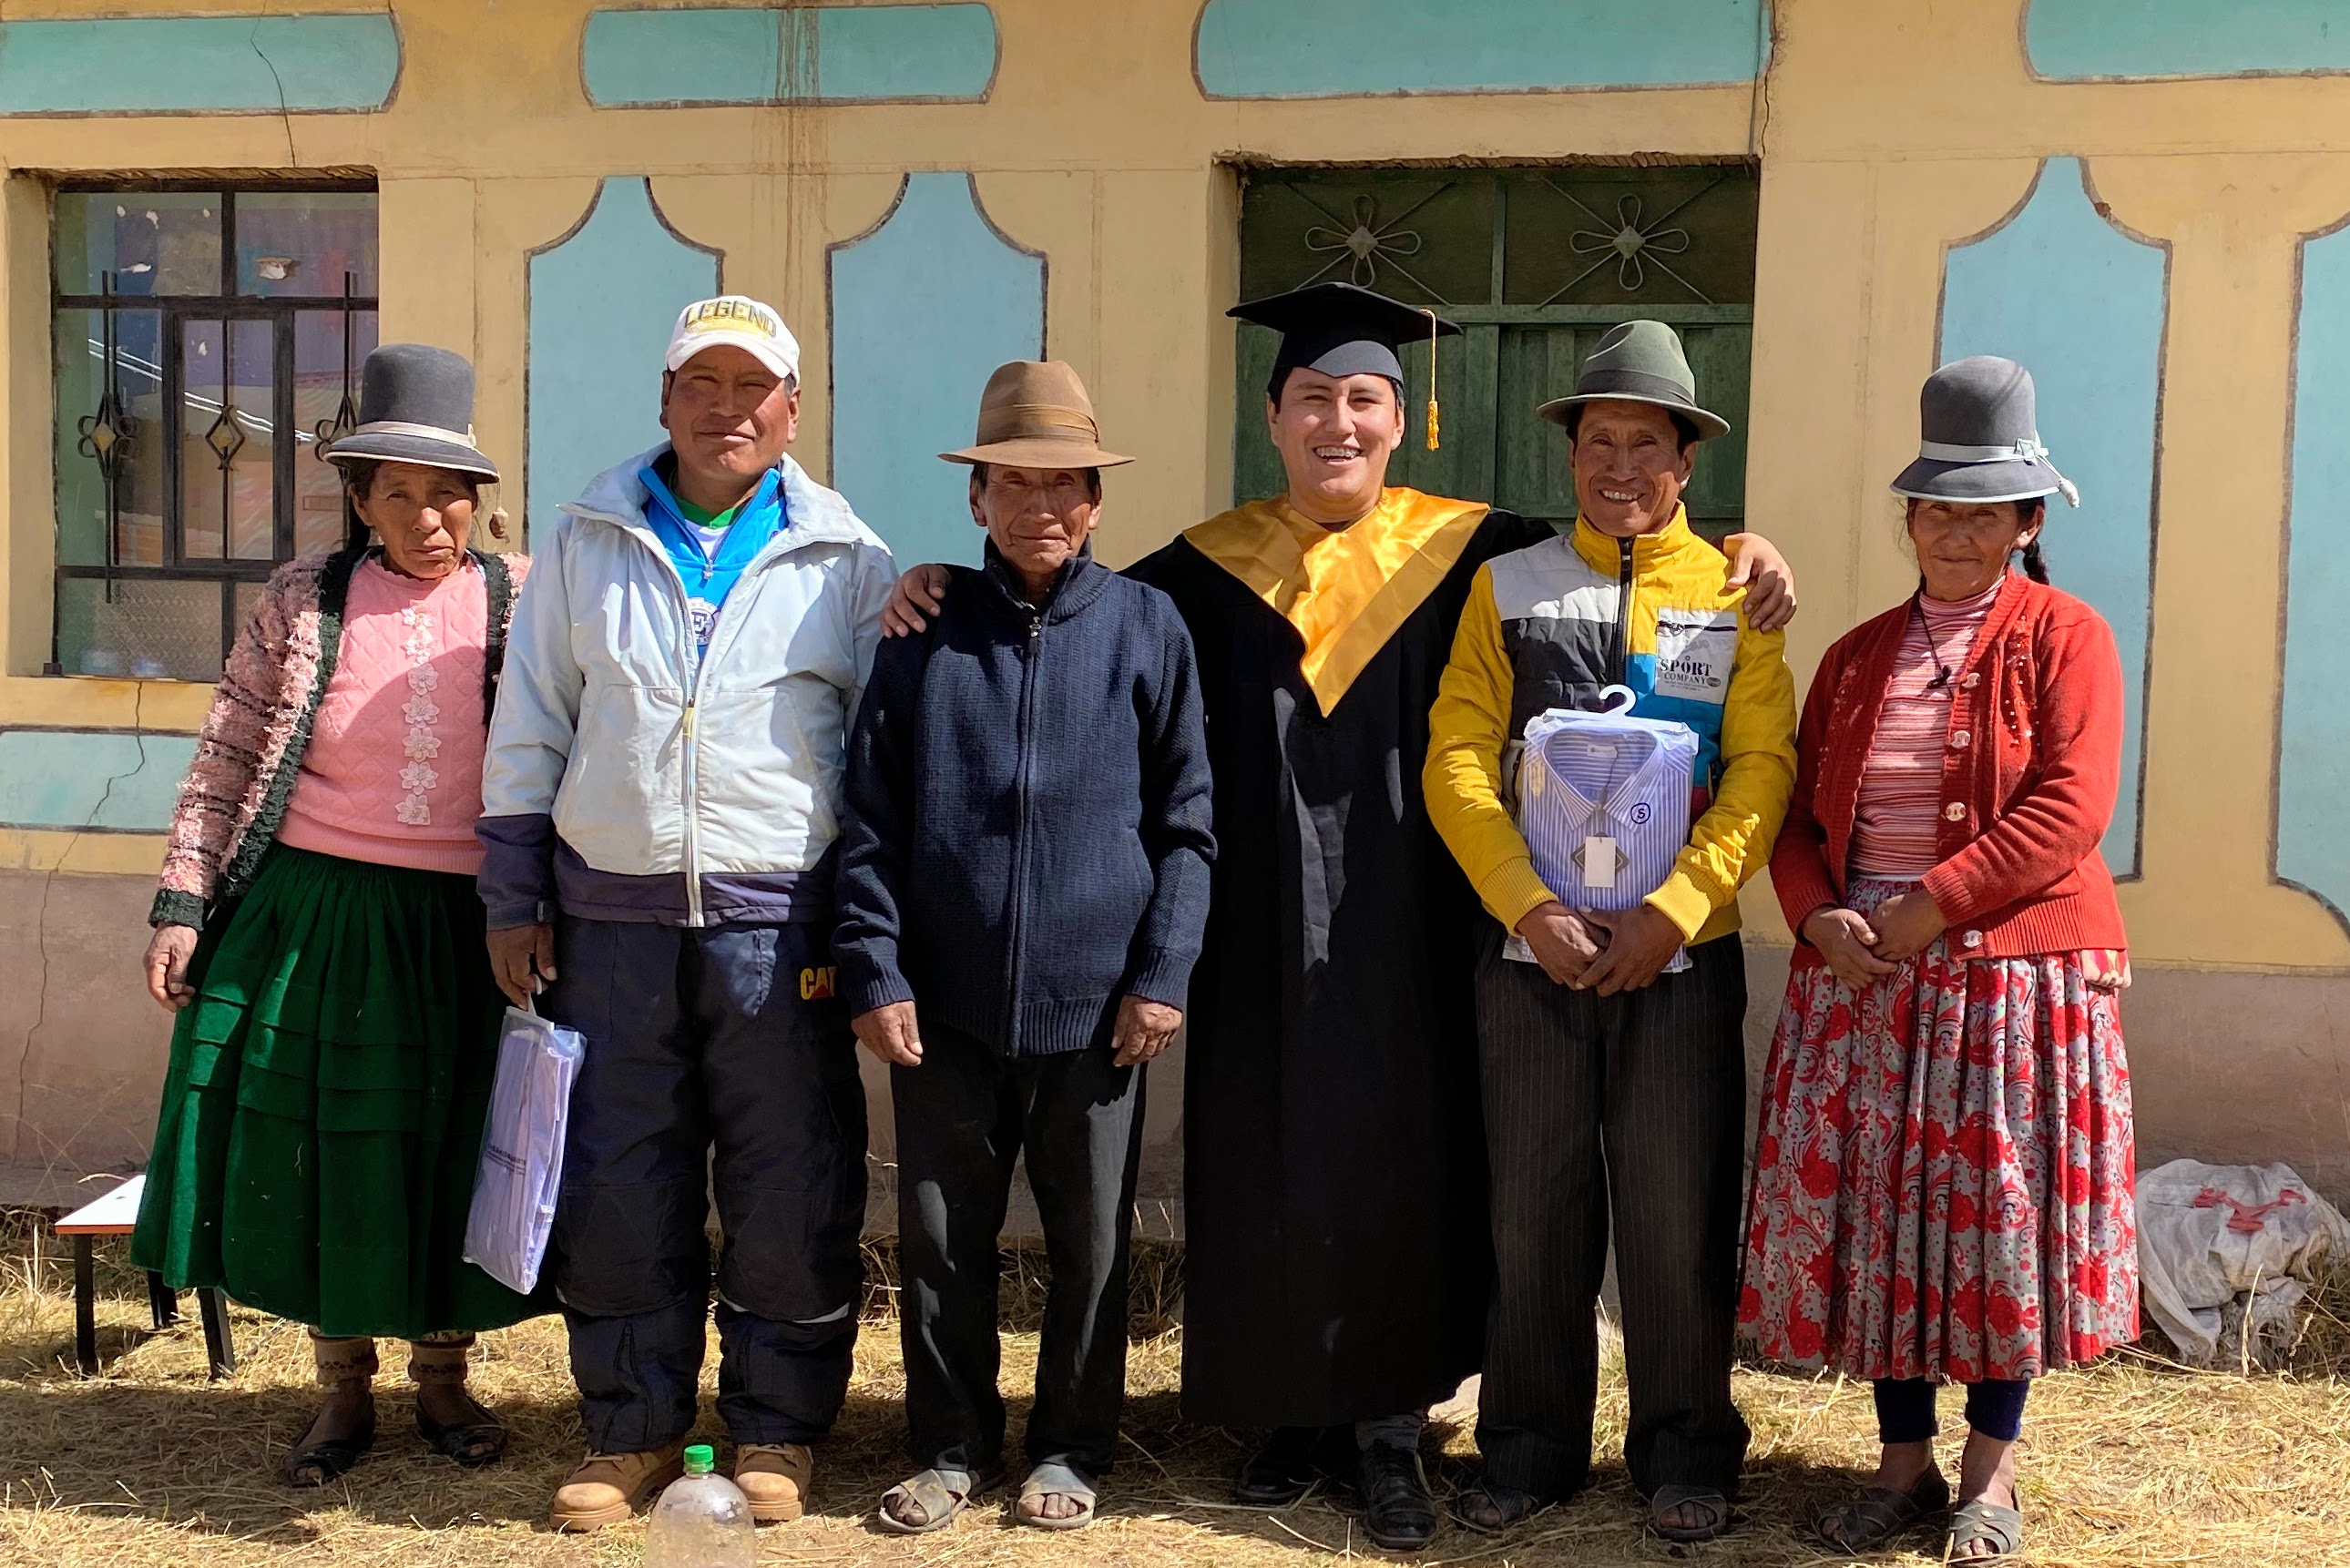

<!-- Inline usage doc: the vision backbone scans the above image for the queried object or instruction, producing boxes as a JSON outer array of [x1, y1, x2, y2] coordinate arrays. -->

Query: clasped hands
[[1799, 891, 1948, 990], [1512, 899, 1684, 996], [853, 993, 1181, 1068]]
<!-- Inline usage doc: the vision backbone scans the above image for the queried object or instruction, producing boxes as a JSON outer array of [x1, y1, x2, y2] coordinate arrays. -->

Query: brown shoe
[[734, 1442, 813, 1523], [548, 1444, 685, 1532]]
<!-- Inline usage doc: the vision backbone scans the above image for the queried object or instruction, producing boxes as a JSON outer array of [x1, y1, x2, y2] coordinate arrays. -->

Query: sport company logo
[[1653, 611, 1735, 700]]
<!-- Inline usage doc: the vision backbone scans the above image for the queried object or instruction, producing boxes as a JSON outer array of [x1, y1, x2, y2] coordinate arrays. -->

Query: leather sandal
[[283, 1336, 377, 1488], [408, 1336, 506, 1468], [875, 1465, 1004, 1534], [1948, 1496, 2026, 1561], [1650, 1482, 1733, 1543], [1453, 1481, 1549, 1535], [1016, 1459, 1098, 1530], [1818, 1468, 1950, 1553]]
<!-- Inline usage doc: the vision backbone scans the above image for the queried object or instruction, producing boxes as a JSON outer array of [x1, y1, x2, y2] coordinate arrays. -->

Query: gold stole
[[1185, 487, 1490, 712]]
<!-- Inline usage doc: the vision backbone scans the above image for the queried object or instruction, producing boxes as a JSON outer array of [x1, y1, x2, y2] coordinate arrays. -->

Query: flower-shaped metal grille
[[77, 392, 136, 481], [1540, 178, 1723, 304], [1295, 189, 1451, 300]]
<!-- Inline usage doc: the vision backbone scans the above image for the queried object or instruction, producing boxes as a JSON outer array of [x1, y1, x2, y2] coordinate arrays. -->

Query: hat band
[[347, 418, 481, 448], [975, 403, 1099, 444], [1576, 367, 1700, 407], [1915, 436, 2080, 507], [1918, 438, 2046, 464]]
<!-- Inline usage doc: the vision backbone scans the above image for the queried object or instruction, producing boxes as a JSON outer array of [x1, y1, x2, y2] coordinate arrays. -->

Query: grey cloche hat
[[321, 343, 500, 482], [1890, 355, 2079, 507], [1536, 319, 1730, 441]]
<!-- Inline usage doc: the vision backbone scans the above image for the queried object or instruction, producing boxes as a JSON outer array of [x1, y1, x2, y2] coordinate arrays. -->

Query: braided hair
[[2018, 498, 2050, 583]]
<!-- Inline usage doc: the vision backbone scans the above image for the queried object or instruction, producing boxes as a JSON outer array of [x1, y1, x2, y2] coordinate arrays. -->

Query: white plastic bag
[[2136, 1158, 2349, 1368], [463, 1004, 586, 1296]]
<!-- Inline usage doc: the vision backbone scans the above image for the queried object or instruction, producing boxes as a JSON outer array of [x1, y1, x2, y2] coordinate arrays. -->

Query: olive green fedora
[[1535, 319, 1730, 442]]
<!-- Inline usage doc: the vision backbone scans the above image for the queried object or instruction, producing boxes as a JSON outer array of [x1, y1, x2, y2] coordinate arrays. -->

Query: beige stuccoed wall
[[2, 0, 2347, 1197]]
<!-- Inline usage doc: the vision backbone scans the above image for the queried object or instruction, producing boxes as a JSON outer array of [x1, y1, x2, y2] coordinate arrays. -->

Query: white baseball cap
[[665, 294, 800, 382]]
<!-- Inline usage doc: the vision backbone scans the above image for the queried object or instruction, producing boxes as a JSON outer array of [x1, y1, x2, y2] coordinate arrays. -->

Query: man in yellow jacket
[[1424, 321, 1797, 1544]]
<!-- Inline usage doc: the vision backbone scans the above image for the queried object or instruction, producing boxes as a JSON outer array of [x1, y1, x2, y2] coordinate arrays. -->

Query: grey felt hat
[[321, 343, 500, 481], [1535, 319, 1730, 441], [1889, 355, 2079, 506]]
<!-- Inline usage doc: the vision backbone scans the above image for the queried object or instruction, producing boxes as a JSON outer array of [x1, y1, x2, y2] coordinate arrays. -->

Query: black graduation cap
[[1230, 282, 1462, 448]]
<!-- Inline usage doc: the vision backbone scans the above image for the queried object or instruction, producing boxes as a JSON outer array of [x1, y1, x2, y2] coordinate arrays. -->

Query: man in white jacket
[[477, 296, 894, 1532]]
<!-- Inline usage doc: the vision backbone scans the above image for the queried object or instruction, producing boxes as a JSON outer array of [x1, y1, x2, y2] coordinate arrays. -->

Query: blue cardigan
[[833, 545, 1215, 1055]]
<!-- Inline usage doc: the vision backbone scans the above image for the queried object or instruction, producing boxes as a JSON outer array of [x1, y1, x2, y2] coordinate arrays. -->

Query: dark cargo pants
[[542, 916, 867, 1451]]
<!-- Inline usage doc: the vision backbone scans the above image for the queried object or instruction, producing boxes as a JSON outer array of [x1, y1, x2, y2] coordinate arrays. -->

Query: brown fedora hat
[[939, 360, 1131, 469]]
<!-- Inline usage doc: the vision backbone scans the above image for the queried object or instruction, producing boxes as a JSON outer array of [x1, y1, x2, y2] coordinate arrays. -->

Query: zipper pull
[[683, 702, 696, 740]]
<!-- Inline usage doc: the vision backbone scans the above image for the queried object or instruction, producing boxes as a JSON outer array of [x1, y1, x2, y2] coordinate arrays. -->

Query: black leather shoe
[[1359, 1443, 1439, 1551], [1235, 1427, 1331, 1506]]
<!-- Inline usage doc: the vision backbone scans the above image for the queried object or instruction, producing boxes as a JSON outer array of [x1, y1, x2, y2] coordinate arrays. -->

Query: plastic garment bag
[[463, 1004, 586, 1295]]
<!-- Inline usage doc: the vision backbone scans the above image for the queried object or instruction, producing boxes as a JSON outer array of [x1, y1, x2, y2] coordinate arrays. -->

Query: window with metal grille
[[50, 181, 379, 680]]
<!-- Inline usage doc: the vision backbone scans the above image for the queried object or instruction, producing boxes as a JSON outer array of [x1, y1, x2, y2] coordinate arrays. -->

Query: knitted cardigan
[[1771, 572, 2127, 960], [150, 545, 525, 930]]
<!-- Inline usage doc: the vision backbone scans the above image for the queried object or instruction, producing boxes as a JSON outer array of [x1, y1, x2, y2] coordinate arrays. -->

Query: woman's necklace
[[1909, 591, 1958, 692]]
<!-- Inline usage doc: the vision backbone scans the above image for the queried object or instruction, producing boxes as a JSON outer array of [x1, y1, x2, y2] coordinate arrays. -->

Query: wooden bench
[[55, 1175, 235, 1379]]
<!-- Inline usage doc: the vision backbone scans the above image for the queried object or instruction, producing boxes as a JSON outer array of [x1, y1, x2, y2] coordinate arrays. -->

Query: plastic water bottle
[[646, 1443, 756, 1568]]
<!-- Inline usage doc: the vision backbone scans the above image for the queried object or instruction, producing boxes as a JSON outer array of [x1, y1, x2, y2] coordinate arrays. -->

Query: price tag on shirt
[[1580, 834, 1619, 891]]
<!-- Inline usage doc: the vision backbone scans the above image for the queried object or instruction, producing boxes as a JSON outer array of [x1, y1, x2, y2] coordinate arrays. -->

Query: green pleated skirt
[[130, 844, 548, 1339]]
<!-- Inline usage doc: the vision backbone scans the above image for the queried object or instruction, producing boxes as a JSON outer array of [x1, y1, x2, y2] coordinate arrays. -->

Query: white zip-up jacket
[[476, 445, 894, 929]]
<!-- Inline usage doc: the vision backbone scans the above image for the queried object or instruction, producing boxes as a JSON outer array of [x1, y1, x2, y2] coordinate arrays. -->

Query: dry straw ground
[[3, 1221, 2346, 1567]]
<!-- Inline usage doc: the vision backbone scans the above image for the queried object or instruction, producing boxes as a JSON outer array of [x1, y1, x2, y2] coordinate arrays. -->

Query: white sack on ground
[[2136, 1159, 2349, 1367]]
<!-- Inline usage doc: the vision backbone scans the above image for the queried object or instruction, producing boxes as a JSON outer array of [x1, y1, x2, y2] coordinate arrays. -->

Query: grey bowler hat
[[1890, 355, 2079, 506], [1536, 319, 1730, 441], [321, 343, 500, 482]]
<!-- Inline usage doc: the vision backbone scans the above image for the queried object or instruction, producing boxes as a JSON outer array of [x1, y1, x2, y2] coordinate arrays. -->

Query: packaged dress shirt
[[463, 1003, 587, 1295], [1505, 685, 1701, 972]]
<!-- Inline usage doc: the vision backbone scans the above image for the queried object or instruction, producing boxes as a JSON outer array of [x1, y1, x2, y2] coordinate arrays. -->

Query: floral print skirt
[[1738, 877, 2139, 1382]]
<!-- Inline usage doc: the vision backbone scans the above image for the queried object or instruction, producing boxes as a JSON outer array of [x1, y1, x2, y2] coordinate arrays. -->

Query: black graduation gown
[[1129, 507, 1549, 1427]]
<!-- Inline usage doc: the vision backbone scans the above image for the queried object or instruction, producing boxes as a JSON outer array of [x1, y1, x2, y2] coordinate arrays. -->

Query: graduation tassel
[[1423, 308, 1442, 451]]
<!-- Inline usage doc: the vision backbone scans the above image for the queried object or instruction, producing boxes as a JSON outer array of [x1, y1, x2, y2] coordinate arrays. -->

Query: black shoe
[[1358, 1443, 1439, 1551], [1235, 1427, 1332, 1506]]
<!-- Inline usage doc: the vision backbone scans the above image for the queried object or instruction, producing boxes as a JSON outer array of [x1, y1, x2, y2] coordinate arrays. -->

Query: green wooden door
[[1234, 166, 1759, 535]]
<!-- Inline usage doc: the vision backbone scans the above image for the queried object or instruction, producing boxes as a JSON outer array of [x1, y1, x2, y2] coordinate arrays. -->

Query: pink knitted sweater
[[277, 558, 492, 875], [152, 546, 528, 929]]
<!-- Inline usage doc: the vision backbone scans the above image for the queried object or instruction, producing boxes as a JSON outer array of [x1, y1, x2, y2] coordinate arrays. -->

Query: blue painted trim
[[525, 178, 721, 542], [1194, 0, 1767, 98], [2276, 215, 2350, 931], [2027, 0, 2350, 82], [0, 15, 400, 116], [1937, 157, 2167, 879], [0, 728, 196, 833], [583, 5, 997, 106], [827, 173, 1044, 571]]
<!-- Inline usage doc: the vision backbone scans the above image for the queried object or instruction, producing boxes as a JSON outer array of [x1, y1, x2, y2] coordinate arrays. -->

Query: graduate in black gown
[[878, 285, 1796, 1552]]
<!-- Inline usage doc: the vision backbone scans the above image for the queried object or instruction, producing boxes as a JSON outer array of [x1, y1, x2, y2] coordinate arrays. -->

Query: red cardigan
[[1772, 573, 2128, 960]]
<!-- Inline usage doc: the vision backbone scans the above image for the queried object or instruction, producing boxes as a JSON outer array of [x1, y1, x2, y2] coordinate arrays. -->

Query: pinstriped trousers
[[1473, 928, 1752, 1501]]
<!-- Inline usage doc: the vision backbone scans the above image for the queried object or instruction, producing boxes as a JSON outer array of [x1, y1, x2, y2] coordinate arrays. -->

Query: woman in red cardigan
[[1740, 358, 2136, 1563]]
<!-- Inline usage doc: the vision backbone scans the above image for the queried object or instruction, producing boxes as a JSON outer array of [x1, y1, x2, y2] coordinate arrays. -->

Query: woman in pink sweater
[[130, 346, 541, 1488]]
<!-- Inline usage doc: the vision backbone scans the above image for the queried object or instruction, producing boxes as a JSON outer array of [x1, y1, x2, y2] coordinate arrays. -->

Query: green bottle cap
[[682, 1443, 716, 1475]]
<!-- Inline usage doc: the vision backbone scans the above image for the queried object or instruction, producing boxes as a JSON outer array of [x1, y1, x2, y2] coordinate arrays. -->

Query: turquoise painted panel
[[1195, 0, 1765, 97], [829, 174, 1042, 569], [526, 178, 720, 538], [1939, 158, 2164, 875], [2028, 0, 2350, 80], [2278, 222, 2350, 920], [0, 730, 194, 831], [583, 5, 996, 106], [0, 15, 398, 115]]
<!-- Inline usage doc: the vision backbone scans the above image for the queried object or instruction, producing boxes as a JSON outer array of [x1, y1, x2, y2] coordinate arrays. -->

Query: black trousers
[[892, 1024, 1145, 1475], [1474, 930, 1752, 1500], [542, 917, 867, 1451]]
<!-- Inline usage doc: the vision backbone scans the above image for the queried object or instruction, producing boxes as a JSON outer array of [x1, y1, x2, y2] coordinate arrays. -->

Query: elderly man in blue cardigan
[[833, 360, 1214, 1536]]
